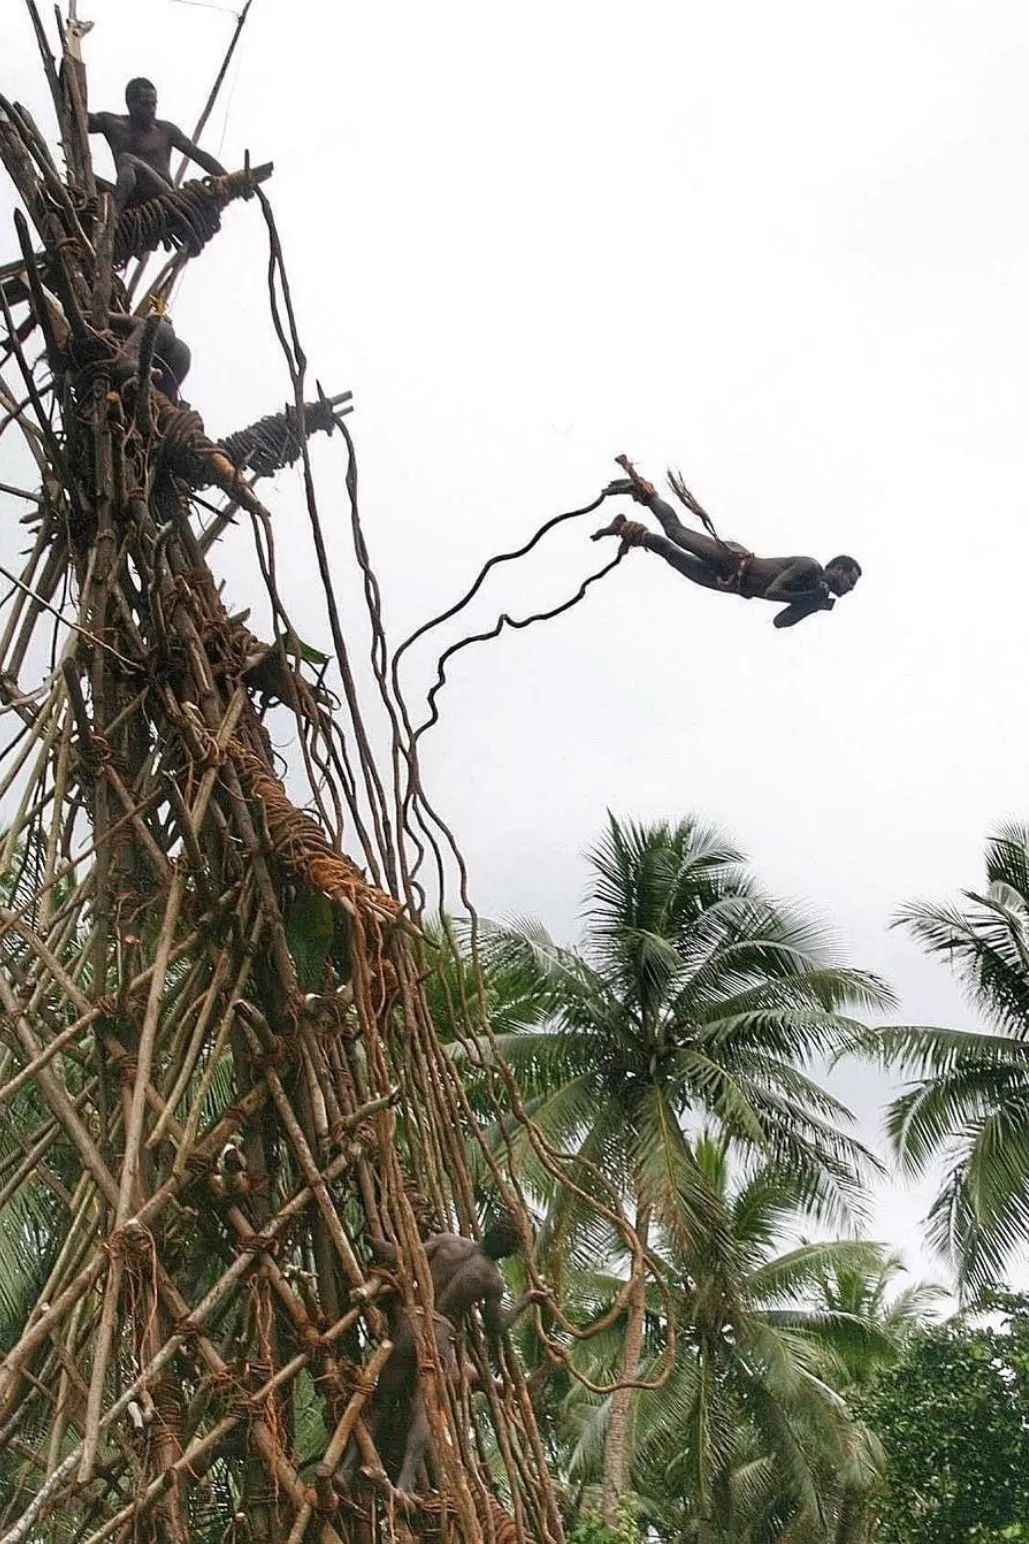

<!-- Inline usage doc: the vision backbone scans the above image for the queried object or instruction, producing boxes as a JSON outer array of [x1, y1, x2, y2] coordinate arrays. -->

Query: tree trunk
[[835, 1485, 872, 1544], [601, 1202, 651, 1525]]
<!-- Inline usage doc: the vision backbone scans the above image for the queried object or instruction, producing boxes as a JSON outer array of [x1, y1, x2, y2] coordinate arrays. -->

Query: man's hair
[[125, 78, 156, 100], [826, 554, 861, 575], [482, 1213, 522, 1260]]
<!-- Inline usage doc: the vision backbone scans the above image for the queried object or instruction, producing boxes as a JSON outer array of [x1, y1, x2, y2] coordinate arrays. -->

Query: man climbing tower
[[109, 309, 191, 401], [348, 1216, 541, 1502], [88, 78, 226, 210], [593, 456, 861, 629]]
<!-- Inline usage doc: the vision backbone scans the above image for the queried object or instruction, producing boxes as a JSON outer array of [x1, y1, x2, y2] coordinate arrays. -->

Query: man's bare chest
[[107, 121, 169, 163]]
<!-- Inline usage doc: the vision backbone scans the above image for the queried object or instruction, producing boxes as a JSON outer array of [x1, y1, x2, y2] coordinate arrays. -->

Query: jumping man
[[592, 458, 861, 629]]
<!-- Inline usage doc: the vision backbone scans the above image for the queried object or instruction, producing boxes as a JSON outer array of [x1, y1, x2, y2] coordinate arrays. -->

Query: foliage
[[808, 1249, 946, 1390], [567, 1496, 641, 1544], [552, 1138, 905, 1542], [855, 824, 1029, 1292], [462, 814, 897, 1520], [0, 812, 991, 1540], [470, 814, 894, 1251], [854, 1291, 1029, 1544], [286, 883, 337, 989]]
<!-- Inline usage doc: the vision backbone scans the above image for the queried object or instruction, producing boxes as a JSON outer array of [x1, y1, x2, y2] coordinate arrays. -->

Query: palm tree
[[553, 1138, 900, 1543], [805, 1252, 945, 1544], [469, 815, 894, 1522], [808, 1249, 945, 1390], [857, 822, 1029, 1293], [0, 837, 86, 1524]]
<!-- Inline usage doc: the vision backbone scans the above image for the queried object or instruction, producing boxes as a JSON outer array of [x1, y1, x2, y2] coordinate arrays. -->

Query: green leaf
[[277, 628, 330, 667], [286, 885, 335, 990]]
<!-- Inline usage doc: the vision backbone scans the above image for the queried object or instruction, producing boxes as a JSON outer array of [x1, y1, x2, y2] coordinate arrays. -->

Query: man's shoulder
[[775, 554, 822, 571], [426, 1232, 470, 1254]]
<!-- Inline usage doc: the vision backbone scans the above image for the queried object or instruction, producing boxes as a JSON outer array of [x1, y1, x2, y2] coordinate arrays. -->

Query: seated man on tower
[[89, 78, 226, 210]]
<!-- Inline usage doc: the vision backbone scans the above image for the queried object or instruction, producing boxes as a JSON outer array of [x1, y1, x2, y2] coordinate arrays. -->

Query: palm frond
[[748, 1241, 889, 1306]]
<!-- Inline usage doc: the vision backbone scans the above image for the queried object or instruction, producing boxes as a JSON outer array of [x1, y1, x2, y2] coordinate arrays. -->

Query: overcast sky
[[5, 0, 1029, 1284]]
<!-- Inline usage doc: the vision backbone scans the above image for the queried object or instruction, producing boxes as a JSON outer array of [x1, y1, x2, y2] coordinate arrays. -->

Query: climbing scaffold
[[0, 8, 662, 1544]]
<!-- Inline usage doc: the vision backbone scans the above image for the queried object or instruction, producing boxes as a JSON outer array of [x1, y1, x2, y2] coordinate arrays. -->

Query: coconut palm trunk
[[602, 1202, 651, 1522]]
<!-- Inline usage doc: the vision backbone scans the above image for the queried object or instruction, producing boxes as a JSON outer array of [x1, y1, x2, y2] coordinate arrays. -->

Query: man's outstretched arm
[[167, 123, 226, 178], [773, 596, 833, 629], [505, 1287, 549, 1326]]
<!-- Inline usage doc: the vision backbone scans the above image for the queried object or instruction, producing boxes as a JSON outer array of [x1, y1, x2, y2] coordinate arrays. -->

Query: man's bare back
[[355, 1218, 534, 1501], [371, 1219, 526, 1352]]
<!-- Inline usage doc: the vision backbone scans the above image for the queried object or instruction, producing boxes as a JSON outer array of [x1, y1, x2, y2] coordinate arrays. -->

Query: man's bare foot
[[613, 456, 658, 502], [591, 513, 628, 542], [593, 516, 648, 548]]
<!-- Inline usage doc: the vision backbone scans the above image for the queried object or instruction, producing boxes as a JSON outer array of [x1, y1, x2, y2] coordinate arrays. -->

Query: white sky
[[5, 0, 1029, 1286]]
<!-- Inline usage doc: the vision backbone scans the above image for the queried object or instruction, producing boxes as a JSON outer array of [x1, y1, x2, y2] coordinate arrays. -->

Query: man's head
[[825, 555, 862, 596], [481, 1213, 522, 1261], [125, 78, 158, 126]]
